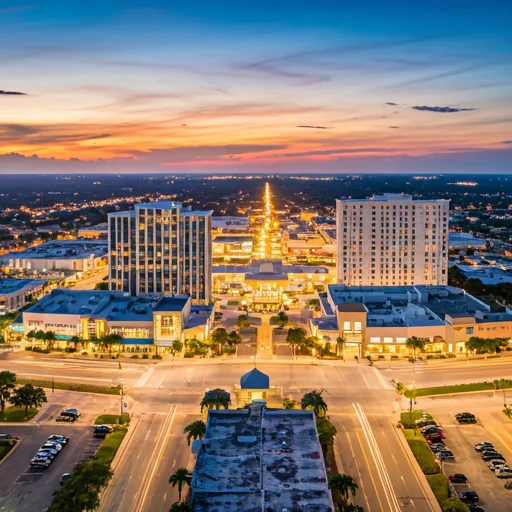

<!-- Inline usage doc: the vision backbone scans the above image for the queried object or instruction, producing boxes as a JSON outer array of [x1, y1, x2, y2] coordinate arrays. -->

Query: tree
[[405, 336, 428, 361], [336, 336, 345, 359], [341, 504, 364, 512], [183, 420, 206, 445], [0, 371, 16, 412], [227, 330, 242, 346], [47, 459, 113, 512], [441, 498, 470, 512], [169, 502, 193, 512], [301, 389, 328, 418], [276, 311, 289, 328], [168, 468, 192, 501], [211, 327, 229, 354], [10, 383, 47, 414], [44, 330, 56, 350], [395, 382, 405, 395], [463, 278, 485, 297], [94, 282, 109, 290], [328, 473, 359, 503], [465, 337, 487, 354], [282, 397, 299, 409], [286, 327, 307, 357], [236, 314, 251, 329], [200, 388, 231, 412], [316, 417, 337, 453], [100, 333, 123, 354]]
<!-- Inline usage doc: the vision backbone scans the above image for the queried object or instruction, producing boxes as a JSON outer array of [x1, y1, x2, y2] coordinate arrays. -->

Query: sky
[[1, 0, 511, 174]]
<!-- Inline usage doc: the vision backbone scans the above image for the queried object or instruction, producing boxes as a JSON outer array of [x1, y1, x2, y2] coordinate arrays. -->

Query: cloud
[[0, 89, 26, 96], [384, 102, 398, 106], [296, 125, 332, 130], [389, 126, 400, 129], [412, 105, 475, 113], [501, 140, 512, 144]]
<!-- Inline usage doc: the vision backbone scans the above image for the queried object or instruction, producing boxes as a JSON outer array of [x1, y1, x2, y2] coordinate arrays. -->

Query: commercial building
[[0, 279, 46, 313], [312, 284, 512, 357], [21, 289, 214, 351], [191, 401, 334, 512], [336, 193, 450, 286], [0, 240, 108, 272], [77, 223, 108, 239], [212, 235, 253, 264], [108, 201, 212, 303]]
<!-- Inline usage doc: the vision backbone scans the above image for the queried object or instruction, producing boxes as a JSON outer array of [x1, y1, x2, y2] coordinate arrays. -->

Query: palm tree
[[328, 473, 359, 503], [405, 336, 428, 361], [168, 468, 192, 501], [301, 389, 328, 418], [44, 331, 56, 350], [316, 417, 337, 453], [200, 388, 231, 412], [183, 420, 206, 445], [336, 336, 345, 360], [341, 504, 364, 512]]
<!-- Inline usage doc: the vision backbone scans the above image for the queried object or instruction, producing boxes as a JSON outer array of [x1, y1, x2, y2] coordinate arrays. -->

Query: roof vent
[[237, 436, 257, 444]]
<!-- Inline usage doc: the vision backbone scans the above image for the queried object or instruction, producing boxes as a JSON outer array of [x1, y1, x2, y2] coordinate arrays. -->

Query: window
[[370, 337, 381, 343], [354, 322, 362, 331], [396, 337, 407, 343], [466, 327, 474, 335], [383, 337, 393, 343], [343, 321, 351, 330]]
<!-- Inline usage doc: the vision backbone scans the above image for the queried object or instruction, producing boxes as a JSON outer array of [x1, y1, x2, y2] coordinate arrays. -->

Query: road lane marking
[[372, 367, 395, 390], [353, 402, 401, 512], [350, 431, 377, 512], [134, 405, 178, 512]]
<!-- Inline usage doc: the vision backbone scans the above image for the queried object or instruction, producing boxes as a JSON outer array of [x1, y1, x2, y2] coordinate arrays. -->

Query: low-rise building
[[21, 289, 214, 351], [77, 223, 108, 239], [311, 284, 512, 357], [212, 235, 253, 264], [0, 240, 108, 272], [191, 401, 334, 512], [0, 279, 46, 313]]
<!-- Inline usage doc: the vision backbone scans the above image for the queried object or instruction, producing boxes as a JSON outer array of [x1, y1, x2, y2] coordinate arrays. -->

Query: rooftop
[[240, 368, 270, 389], [191, 404, 333, 512], [1, 240, 108, 260], [0, 279, 45, 294], [213, 235, 253, 244], [337, 193, 449, 204]]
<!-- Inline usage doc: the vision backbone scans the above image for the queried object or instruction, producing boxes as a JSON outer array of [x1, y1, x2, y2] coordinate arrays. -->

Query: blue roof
[[240, 368, 270, 389], [153, 297, 189, 312]]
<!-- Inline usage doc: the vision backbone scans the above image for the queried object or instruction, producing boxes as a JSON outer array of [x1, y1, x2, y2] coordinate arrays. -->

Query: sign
[[123, 402, 128, 408]]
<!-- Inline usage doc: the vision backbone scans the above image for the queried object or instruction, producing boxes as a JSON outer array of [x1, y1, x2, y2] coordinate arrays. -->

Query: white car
[[39, 447, 59, 457], [42, 442, 62, 452], [495, 467, 512, 479]]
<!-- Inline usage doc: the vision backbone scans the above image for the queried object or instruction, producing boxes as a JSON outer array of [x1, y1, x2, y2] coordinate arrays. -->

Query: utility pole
[[120, 383, 124, 416], [52, 377, 55, 394]]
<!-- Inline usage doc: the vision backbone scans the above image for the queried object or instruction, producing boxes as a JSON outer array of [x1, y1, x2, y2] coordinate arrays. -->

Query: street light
[[407, 382, 416, 412]]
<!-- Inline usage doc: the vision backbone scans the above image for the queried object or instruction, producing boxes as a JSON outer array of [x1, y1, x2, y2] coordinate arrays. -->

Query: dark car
[[60, 473, 72, 485], [456, 412, 475, 419], [93, 425, 113, 438], [458, 417, 477, 424], [459, 491, 479, 503], [421, 427, 443, 435], [436, 450, 455, 461], [475, 442, 494, 452], [430, 443, 446, 453], [0, 434, 13, 440], [467, 506, 485, 512], [424, 432, 445, 440], [449, 474, 468, 484], [482, 452, 505, 462], [61, 408, 80, 419], [426, 436, 444, 445]]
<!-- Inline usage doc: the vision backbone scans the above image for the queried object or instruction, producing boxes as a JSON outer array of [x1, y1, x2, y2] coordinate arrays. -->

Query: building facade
[[336, 193, 449, 286], [108, 202, 212, 303]]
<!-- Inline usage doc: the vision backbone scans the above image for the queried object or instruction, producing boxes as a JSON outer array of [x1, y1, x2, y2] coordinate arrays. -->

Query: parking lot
[[424, 394, 512, 511], [0, 390, 121, 511], [0, 425, 97, 511]]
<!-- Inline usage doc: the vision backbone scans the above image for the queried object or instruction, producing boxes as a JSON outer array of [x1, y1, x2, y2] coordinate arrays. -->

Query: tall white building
[[108, 202, 212, 303], [336, 193, 449, 286]]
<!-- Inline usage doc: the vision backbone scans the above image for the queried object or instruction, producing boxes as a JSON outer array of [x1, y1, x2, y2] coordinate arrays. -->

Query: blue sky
[[1, 0, 511, 173]]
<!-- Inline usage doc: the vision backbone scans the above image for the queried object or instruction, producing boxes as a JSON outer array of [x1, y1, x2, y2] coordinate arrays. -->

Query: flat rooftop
[[213, 235, 253, 244], [2, 240, 108, 260], [0, 279, 45, 294], [191, 404, 333, 512]]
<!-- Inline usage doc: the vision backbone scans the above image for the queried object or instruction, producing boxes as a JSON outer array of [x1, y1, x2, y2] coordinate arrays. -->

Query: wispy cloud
[[296, 125, 332, 130], [0, 89, 26, 96], [412, 105, 475, 113], [501, 140, 512, 144], [389, 126, 400, 129]]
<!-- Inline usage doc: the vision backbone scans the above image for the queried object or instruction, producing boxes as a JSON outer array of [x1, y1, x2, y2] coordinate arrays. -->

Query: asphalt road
[[0, 425, 95, 512]]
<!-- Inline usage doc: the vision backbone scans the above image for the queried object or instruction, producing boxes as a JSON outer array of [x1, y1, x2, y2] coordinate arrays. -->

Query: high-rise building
[[336, 193, 449, 286], [108, 201, 212, 303]]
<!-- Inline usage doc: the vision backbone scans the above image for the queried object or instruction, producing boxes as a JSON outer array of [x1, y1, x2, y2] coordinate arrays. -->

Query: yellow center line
[[345, 431, 372, 512]]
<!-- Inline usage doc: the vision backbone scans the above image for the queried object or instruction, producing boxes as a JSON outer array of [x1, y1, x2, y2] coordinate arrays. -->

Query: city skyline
[[1, 0, 512, 174]]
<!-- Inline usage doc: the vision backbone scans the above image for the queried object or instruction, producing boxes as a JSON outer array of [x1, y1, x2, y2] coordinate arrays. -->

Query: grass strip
[[405, 381, 497, 398], [426, 473, 450, 504], [94, 426, 128, 466], [403, 429, 440, 475], [17, 378, 121, 395], [94, 414, 130, 425], [400, 411, 426, 428], [0, 407, 38, 422], [0, 439, 17, 460]]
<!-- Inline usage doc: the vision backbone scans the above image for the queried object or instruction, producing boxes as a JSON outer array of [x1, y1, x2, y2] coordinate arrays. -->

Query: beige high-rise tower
[[336, 193, 449, 286]]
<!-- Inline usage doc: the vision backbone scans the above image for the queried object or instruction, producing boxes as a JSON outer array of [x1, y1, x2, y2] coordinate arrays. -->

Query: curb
[[109, 416, 140, 471], [392, 421, 442, 512], [419, 389, 500, 399], [0, 438, 22, 467]]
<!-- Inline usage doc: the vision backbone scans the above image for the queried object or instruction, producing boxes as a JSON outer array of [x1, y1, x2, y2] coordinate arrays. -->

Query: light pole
[[119, 382, 124, 416], [408, 382, 416, 412]]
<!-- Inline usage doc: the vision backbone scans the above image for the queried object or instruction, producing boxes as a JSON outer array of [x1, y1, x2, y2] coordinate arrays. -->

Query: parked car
[[495, 467, 512, 479], [0, 434, 13, 440], [449, 474, 468, 484], [456, 412, 475, 419], [458, 416, 477, 424], [475, 442, 494, 452], [436, 450, 455, 461], [425, 436, 444, 445], [61, 408, 80, 419], [41, 441, 62, 452], [467, 506, 485, 512], [488, 460, 509, 471], [482, 452, 505, 462], [38, 447, 58, 458], [459, 491, 479, 503], [424, 432, 445, 440], [429, 443, 446, 453], [30, 458, 51, 468], [48, 434, 69, 445], [60, 473, 72, 485], [93, 425, 113, 438], [35, 450, 55, 460], [421, 427, 443, 435]]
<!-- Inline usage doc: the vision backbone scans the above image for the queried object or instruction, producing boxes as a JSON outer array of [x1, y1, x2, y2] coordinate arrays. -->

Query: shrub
[[130, 354, 139, 359], [94, 353, 98, 358], [391, 355, 399, 359], [426, 355, 434, 360], [65, 347, 76, 353], [152, 355, 162, 360], [446, 353, 456, 358], [439, 354, 447, 359], [378, 355, 385, 359], [184, 352, 194, 358], [408, 357, 415, 363], [100, 355, 104, 359], [142, 354, 149, 359], [81, 351, 88, 355], [25, 346, 33, 351]]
